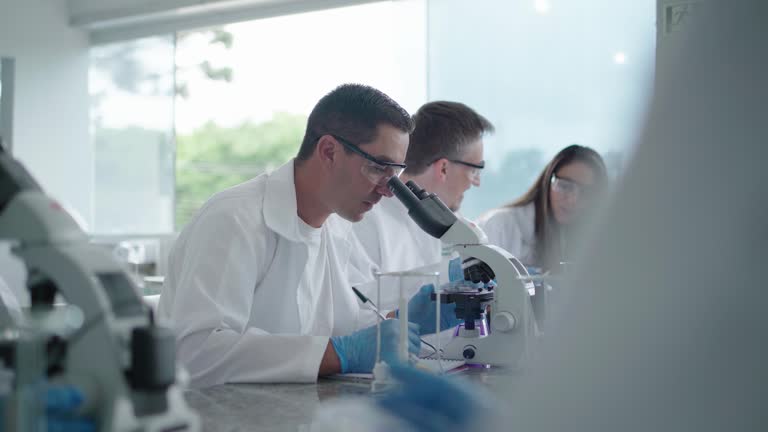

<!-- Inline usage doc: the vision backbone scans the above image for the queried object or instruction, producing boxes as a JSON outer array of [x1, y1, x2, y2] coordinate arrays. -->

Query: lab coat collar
[[263, 160, 305, 244], [263, 159, 356, 245]]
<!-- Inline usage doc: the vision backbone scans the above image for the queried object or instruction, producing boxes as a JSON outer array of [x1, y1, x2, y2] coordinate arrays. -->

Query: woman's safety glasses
[[550, 174, 594, 199], [331, 135, 407, 186]]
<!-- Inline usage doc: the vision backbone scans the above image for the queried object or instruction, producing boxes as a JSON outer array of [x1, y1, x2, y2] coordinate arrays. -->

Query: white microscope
[[387, 177, 540, 367], [0, 147, 199, 431]]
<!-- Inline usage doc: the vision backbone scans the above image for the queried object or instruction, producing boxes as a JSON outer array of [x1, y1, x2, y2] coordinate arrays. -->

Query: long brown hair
[[508, 145, 607, 270]]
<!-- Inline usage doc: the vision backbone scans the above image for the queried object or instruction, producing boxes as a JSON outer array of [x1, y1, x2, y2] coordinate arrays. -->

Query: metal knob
[[492, 312, 516, 332]]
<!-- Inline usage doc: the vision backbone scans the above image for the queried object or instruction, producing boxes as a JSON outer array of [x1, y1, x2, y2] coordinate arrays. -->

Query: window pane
[[427, 0, 655, 219], [174, 1, 427, 228], [90, 36, 175, 234]]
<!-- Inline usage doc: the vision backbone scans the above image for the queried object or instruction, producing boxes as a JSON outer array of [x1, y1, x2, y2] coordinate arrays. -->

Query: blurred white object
[[111, 239, 161, 289], [0, 276, 21, 324], [0, 149, 200, 431], [143, 294, 161, 313], [503, 1, 768, 431], [0, 241, 27, 307], [113, 241, 147, 265]]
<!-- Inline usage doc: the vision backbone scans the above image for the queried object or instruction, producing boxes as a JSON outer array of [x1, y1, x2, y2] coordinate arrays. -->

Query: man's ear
[[431, 158, 450, 183], [316, 135, 338, 167]]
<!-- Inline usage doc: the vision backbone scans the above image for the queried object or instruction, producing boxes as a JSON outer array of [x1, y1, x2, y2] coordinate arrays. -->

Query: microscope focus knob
[[492, 312, 516, 332], [462, 347, 476, 360]]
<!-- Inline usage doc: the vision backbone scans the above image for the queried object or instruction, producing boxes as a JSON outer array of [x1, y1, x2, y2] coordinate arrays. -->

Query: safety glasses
[[331, 135, 407, 186], [429, 158, 485, 181], [448, 159, 485, 181], [550, 174, 594, 198]]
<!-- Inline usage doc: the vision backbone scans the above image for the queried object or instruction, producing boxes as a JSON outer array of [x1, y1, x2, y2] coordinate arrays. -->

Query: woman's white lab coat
[[475, 203, 538, 266], [157, 161, 377, 388]]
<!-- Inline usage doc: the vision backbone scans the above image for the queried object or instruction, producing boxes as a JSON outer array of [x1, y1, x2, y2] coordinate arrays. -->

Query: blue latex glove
[[45, 385, 95, 432], [526, 266, 542, 275], [448, 256, 464, 282], [397, 257, 464, 335], [525, 265, 544, 288], [404, 284, 462, 335], [377, 364, 490, 432], [330, 319, 421, 373]]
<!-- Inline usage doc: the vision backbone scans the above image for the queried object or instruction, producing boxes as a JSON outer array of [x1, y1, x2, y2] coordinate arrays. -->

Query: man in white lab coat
[[158, 84, 423, 387], [353, 102, 494, 307]]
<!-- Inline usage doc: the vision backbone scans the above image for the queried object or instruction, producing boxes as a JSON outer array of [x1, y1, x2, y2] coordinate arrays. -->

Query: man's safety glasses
[[448, 159, 485, 181], [331, 135, 407, 186], [428, 158, 485, 181]]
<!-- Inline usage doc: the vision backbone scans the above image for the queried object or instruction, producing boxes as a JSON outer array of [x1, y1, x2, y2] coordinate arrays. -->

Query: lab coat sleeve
[[167, 205, 328, 387]]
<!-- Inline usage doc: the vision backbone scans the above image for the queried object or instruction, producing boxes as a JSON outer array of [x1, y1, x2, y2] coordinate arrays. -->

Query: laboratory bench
[[184, 365, 516, 432]]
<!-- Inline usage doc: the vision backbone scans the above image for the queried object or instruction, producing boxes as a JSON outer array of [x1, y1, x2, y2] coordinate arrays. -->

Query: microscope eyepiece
[[406, 181, 430, 200]]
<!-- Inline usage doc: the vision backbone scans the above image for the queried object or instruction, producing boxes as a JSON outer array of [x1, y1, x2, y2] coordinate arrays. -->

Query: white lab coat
[[354, 196, 444, 273], [158, 160, 377, 388], [475, 203, 537, 266], [352, 197, 451, 311]]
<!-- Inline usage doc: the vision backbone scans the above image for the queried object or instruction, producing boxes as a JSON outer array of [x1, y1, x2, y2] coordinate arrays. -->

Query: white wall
[[0, 0, 92, 300]]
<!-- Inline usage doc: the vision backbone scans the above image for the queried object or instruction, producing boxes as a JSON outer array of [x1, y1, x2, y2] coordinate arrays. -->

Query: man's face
[[439, 139, 484, 212], [333, 124, 409, 222]]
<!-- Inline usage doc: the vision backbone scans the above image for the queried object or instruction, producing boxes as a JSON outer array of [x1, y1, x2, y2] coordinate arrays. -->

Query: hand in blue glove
[[404, 284, 462, 335], [45, 385, 95, 432], [377, 364, 491, 432], [448, 256, 464, 282], [330, 319, 421, 373]]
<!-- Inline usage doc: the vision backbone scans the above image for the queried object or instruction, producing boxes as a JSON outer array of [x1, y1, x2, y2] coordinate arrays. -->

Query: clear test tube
[[398, 275, 409, 363], [435, 275, 443, 373], [375, 271, 382, 365]]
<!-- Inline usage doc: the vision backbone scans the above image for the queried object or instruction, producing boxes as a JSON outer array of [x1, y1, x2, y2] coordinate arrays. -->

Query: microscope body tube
[[386, 177, 456, 239]]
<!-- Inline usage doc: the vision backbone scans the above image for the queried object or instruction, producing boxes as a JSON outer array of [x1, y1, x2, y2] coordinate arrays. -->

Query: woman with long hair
[[476, 145, 607, 272]]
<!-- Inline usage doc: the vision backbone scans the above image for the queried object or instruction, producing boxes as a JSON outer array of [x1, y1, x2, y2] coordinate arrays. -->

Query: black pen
[[351, 286, 389, 321]]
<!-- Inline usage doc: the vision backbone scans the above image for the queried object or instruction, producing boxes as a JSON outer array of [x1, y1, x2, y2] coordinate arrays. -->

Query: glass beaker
[[372, 270, 440, 386]]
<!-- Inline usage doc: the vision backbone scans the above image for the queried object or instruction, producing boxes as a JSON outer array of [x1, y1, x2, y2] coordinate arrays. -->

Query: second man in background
[[353, 101, 494, 307]]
